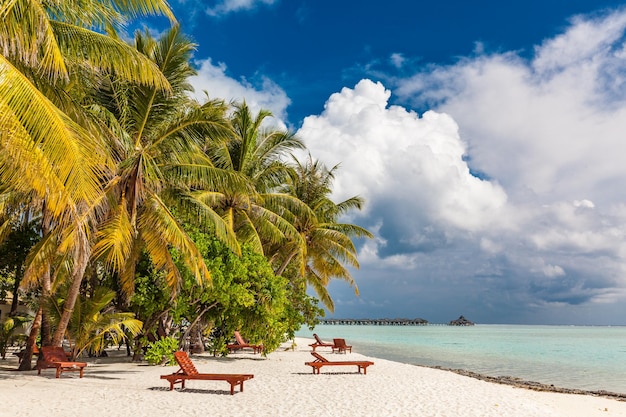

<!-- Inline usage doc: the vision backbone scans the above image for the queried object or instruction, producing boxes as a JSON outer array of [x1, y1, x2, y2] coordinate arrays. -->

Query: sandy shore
[[1, 337, 625, 417]]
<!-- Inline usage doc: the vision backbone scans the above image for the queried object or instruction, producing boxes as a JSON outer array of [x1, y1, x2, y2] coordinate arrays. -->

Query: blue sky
[[161, 0, 626, 324]]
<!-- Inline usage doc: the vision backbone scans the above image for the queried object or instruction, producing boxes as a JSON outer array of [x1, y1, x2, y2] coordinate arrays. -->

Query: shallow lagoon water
[[297, 324, 626, 394]]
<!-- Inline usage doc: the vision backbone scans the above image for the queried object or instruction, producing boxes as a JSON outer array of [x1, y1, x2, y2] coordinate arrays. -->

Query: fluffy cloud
[[296, 9, 626, 320], [205, 0, 277, 16], [395, 10, 626, 205], [178, 5, 626, 322], [298, 79, 508, 236]]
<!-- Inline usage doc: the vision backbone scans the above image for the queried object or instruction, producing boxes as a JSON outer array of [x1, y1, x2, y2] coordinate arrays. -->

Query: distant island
[[449, 315, 475, 326]]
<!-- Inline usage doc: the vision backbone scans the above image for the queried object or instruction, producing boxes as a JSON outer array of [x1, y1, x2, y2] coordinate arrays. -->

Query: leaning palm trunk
[[40, 266, 52, 346], [51, 232, 90, 347], [18, 308, 42, 371], [275, 249, 299, 277]]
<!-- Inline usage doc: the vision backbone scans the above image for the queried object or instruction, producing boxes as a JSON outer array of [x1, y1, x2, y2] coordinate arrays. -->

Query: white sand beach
[[1, 337, 625, 417]]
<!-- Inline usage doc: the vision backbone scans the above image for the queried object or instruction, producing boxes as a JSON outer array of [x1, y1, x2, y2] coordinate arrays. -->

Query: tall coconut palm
[[0, 0, 177, 349], [90, 26, 243, 297], [0, 0, 174, 214], [197, 102, 310, 254], [274, 154, 373, 311]]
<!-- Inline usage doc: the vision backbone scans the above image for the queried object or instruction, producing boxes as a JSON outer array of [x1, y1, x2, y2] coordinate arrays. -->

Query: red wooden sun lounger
[[160, 351, 254, 395], [332, 338, 352, 354], [37, 346, 87, 378], [305, 352, 374, 374], [309, 333, 335, 351], [226, 331, 263, 354]]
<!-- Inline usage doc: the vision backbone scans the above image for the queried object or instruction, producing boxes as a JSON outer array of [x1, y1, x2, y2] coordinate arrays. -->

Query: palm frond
[[47, 0, 176, 31], [305, 269, 335, 313], [0, 0, 67, 79], [92, 197, 133, 271], [52, 21, 171, 91], [185, 191, 241, 255], [138, 193, 211, 291], [0, 55, 105, 214]]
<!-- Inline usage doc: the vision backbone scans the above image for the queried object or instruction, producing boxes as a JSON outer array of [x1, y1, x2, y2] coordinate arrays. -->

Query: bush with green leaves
[[129, 231, 324, 357], [144, 336, 178, 365], [47, 287, 143, 360], [181, 232, 310, 354], [0, 314, 32, 360]]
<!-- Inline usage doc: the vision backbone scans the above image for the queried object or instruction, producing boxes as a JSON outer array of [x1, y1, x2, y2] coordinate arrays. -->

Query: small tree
[[47, 287, 142, 360], [183, 232, 314, 355], [128, 231, 324, 356], [0, 314, 32, 359]]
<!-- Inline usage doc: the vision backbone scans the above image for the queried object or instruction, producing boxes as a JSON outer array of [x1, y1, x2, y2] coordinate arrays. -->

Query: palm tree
[[274, 154, 373, 311], [197, 102, 310, 254], [47, 287, 142, 360], [0, 0, 175, 215], [0, 0, 177, 350], [90, 26, 242, 297]]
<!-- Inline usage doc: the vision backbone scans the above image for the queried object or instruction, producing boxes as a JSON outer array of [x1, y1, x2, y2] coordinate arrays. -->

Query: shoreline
[[427, 365, 626, 401], [2, 338, 626, 416]]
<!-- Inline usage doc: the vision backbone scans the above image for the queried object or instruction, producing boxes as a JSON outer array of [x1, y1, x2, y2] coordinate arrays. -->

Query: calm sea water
[[296, 324, 626, 394]]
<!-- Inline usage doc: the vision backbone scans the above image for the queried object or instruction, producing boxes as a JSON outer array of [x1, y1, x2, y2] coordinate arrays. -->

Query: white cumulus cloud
[[297, 79, 508, 235], [297, 9, 626, 315], [206, 0, 277, 16]]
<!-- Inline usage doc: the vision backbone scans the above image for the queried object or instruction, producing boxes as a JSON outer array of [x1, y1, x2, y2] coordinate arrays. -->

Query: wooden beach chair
[[160, 351, 254, 395], [309, 333, 336, 351], [37, 346, 87, 378], [226, 331, 263, 354], [305, 352, 374, 374], [332, 338, 352, 354]]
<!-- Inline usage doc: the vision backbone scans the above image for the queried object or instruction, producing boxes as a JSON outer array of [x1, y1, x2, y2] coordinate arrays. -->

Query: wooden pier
[[319, 318, 429, 326]]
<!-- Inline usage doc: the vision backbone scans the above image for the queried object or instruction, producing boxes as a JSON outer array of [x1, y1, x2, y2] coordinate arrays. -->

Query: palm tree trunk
[[275, 249, 298, 276], [40, 210, 53, 346], [40, 266, 52, 346], [9, 264, 21, 315], [18, 307, 42, 371], [51, 231, 90, 347]]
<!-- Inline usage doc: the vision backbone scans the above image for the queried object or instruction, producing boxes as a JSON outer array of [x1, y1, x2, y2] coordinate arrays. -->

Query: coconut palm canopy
[[0, 1, 372, 360]]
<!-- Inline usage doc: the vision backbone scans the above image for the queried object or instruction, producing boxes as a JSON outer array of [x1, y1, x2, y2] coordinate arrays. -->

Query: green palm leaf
[[0, 55, 104, 215], [138, 193, 211, 291], [52, 21, 171, 90]]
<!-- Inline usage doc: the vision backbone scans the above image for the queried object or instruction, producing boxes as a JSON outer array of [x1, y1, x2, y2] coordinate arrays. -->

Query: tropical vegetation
[[0, 1, 372, 367]]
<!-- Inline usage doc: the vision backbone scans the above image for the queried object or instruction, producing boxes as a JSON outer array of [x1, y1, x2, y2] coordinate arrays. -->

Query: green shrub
[[144, 337, 178, 365]]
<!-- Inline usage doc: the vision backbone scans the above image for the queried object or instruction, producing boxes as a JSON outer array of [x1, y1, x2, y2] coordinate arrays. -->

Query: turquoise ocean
[[296, 324, 626, 394]]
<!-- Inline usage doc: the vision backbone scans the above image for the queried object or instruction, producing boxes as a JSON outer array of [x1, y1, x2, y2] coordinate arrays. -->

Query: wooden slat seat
[[305, 352, 374, 374], [160, 351, 254, 395], [308, 333, 335, 351], [332, 338, 352, 354], [226, 331, 263, 354], [37, 346, 87, 378]]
